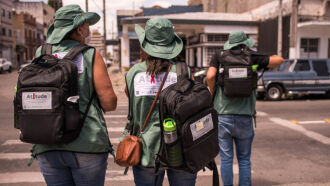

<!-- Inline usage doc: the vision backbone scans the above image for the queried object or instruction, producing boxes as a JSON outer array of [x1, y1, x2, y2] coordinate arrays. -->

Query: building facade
[[0, 0, 14, 63], [88, 30, 105, 58], [14, 1, 55, 40]]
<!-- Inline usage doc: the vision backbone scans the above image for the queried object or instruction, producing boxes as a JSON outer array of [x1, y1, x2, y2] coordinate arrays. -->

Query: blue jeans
[[133, 166, 197, 186], [36, 151, 108, 186], [218, 115, 254, 186]]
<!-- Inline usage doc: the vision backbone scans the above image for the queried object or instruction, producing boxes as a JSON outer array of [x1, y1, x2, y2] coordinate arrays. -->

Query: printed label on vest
[[22, 92, 52, 110], [228, 68, 247, 79], [53, 52, 84, 73], [190, 113, 213, 141], [133, 72, 177, 96]]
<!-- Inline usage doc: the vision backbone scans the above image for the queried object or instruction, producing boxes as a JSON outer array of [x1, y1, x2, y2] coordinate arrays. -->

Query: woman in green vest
[[125, 18, 197, 186], [32, 5, 117, 186]]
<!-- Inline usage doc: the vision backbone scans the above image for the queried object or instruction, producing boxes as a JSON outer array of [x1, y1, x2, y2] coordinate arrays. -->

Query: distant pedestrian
[[206, 31, 284, 186], [32, 5, 117, 186], [124, 17, 197, 186]]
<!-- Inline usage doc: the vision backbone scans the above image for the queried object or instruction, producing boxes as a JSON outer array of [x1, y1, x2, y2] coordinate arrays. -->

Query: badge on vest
[[228, 68, 248, 79], [22, 92, 52, 110], [133, 72, 177, 97]]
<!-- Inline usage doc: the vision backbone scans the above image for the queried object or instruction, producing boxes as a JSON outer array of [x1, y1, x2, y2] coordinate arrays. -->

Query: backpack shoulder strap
[[63, 44, 92, 60], [175, 61, 189, 81], [41, 44, 52, 55]]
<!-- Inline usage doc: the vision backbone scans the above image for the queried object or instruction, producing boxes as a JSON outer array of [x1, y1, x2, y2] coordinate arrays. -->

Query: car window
[[294, 60, 310, 71], [278, 60, 293, 72], [312, 60, 329, 76]]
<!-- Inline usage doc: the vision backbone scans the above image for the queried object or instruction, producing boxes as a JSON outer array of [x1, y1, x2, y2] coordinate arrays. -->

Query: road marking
[[270, 117, 330, 145], [0, 153, 31, 160], [104, 115, 127, 119], [2, 140, 26, 146], [2, 138, 120, 146], [0, 153, 115, 160], [291, 120, 328, 125], [256, 111, 268, 116], [0, 166, 244, 184], [107, 127, 125, 132]]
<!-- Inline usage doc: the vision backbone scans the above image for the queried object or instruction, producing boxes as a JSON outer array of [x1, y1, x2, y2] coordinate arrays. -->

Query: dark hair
[[146, 56, 171, 76], [139, 48, 171, 76]]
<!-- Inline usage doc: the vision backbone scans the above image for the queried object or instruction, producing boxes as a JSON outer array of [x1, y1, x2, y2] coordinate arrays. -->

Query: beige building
[[89, 30, 105, 58], [0, 0, 14, 62], [14, 1, 55, 40]]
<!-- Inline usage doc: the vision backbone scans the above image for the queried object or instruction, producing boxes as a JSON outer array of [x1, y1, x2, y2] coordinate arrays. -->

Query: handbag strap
[[141, 63, 173, 132]]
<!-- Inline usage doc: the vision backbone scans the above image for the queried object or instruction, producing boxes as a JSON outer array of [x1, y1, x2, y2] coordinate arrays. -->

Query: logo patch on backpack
[[228, 68, 248, 78], [190, 113, 213, 141], [22, 92, 52, 110]]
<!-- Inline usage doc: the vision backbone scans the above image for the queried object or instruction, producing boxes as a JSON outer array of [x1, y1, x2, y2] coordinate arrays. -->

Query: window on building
[[8, 11, 11, 19], [312, 60, 329, 76], [300, 38, 319, 58], [8, 29, 12, 37], [207, 34, 229, 42], [294, 60, 310, 71], [206, 47, 222, 66], [2, 28, 6, 36], [2, 9, 5, 17], [43, 9, 47, 15]]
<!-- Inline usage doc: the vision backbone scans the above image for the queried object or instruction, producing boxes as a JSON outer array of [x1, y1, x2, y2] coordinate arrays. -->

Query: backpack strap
[[41, 44, 52, 55], [175, 61, 189, 81], [207, 160, 220, 186], [63, 44, 92, 60]]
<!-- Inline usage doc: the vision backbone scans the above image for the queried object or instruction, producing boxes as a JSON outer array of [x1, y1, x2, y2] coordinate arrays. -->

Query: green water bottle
[[163, 118, 183, 167]]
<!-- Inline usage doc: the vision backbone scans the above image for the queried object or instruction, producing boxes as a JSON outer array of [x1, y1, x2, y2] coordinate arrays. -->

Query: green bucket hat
[[46, 4, 100, 44], [135, 18, 183, 60], [223, 31, 255, 50]]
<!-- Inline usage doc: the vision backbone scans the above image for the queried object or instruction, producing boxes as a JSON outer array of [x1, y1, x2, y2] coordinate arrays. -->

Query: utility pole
[[85, 0, 88, 11], [290, 0, 298, 59], [277, 0, 283, 56], [103, 0, 107, 59]]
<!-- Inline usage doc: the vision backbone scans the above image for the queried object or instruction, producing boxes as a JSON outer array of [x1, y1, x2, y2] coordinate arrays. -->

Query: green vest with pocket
[[126, 61, 182, 167], [31, 40, 111, 157]]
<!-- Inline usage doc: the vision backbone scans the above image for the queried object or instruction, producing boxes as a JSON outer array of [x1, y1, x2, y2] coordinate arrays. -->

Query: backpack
[[155, 62, 219, 186], [13, 44, 95, 144], [218, 48, 258, 97]]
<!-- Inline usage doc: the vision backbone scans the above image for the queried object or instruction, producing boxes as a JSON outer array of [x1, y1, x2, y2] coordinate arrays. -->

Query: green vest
[[126, 61, 180, 167], [31, 40, 111, 156], [213, 62, 256, 116]]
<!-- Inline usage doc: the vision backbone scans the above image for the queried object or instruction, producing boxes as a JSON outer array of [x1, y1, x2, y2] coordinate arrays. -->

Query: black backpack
[[14, 44, 95, 144], [218, 48, 258, 97], [155, 62, 219, 186]]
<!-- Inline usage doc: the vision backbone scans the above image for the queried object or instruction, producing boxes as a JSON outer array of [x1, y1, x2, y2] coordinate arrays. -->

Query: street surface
[[0, 66, 330, 186]]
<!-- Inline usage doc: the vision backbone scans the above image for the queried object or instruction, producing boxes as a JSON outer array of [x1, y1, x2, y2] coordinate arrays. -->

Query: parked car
[[105, 58, 113, 68], [258, 59, 330, 100], [19, 60, 32, 73], [0, 58, 12, 73], [193, 68, 207, 84]]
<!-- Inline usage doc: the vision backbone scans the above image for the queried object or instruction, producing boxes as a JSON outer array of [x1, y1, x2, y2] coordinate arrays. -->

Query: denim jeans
[[133, 166, 197, 186], [218, 115, 254, 186], [36, 151, 108, 186]]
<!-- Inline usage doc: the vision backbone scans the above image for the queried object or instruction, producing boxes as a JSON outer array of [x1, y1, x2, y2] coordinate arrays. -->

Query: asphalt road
[[0, 71, 330, 186]]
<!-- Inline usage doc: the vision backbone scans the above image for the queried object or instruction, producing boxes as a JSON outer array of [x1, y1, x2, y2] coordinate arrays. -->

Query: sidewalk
[[107, 63, 128, 104]]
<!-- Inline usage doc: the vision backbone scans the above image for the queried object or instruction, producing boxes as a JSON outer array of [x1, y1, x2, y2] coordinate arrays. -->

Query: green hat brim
[[135, 24, 183, 60], [46, 12, 100, 44], [223, 38, 255, 50]]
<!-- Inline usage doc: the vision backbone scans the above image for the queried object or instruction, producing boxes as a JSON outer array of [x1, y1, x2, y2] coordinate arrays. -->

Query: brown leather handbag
[[115, 64, 173, 167]]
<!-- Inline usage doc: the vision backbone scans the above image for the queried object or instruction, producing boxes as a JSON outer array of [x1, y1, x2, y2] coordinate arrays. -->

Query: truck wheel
[[266, 85, 282, 101], [8, 67, 11, 73]]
